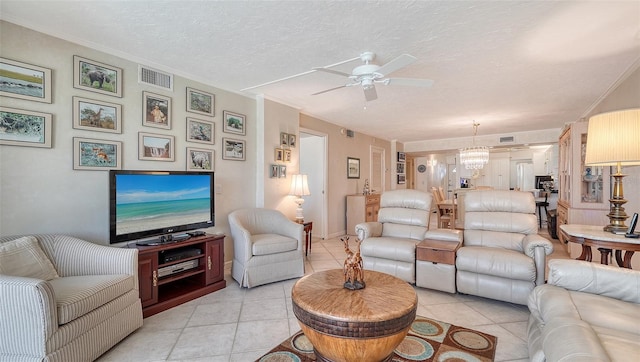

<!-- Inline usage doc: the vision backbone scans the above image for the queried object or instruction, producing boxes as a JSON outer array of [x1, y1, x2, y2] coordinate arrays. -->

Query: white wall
[[0, 21, 256, 263]]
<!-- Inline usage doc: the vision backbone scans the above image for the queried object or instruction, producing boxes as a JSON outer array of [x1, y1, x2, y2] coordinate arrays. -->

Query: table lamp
[[584, 108, 640, 233], [289, 174, 310, 223]]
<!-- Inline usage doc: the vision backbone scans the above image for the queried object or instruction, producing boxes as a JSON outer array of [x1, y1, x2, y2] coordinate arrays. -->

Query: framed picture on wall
[[143, 91, 171, 129], [73, 137, 122, 170], [0, 107, 52, 148], [279, 165, 287, 178], [0, 57, 52, 103], [73, 96, 122, 133], [275, 148, 284, 162], [270, 164, 279, 178], [397, 152, 406, 162], [73, 55, 122, 97], [186, 147, 214, 172], [280, 132, 289, 147], [288, 134, 296, 148], [138, 132, 175, 161], [186, 117, 214, 145], [284, 149, 292, 162], [347, 157, 360, 179], [397, 174, 406, 184], [186, 87, 214, 117], [222, 138, 245, 161], [223, 110, 246, 135]]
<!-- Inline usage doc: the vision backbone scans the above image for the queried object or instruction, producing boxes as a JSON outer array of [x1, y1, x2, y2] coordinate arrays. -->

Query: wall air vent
[[346, 129, 355, 138], [499, 136, 515, 143], [138, 65, 173, 91]]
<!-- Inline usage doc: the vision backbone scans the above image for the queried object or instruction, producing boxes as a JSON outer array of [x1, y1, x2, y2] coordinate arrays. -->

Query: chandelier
[[459, 121, 489, 170]]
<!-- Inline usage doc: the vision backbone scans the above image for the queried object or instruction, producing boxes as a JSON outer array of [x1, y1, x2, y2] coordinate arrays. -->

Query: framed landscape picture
[[143, 91, 171, 129], [222, 138, 245, 161], [138, 132, 175, 161], [186, 147, 214, 172], [0, 107, 52, 148], [73, 55, 122, 97], [73, 96, 122, 133], [347, 157, 360, 179], [73, 137, 122, 170], [186, 87, 214, 117], [186, 117, 214, 145], [0, 58, 52, 103], [223, 110, 246, 135]]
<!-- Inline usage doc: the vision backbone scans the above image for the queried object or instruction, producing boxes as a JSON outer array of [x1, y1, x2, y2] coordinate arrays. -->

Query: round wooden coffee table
[[291, 269, 417, 362]]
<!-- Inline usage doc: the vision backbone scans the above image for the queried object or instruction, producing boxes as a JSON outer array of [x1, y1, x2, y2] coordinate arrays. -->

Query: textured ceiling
[[2, 1, 639, 144]]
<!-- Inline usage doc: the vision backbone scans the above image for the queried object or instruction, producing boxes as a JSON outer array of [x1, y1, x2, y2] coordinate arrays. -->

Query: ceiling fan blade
[[384, 77, 434, 87], [313, 67, 352, 77], [376, 54, 417, 77], [240, 70, 316, 91], [364, 86, 378, 102], [312, 85, 347, 96]]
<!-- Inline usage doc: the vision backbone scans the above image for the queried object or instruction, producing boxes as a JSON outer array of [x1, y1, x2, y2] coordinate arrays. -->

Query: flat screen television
[[109, 170, 214, 244]]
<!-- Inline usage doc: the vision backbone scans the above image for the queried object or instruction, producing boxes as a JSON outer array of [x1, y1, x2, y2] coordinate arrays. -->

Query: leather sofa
[[229, 208, 304, 288], [0, 234, 143, 362], [528, 259, 640, 361], [356, 189, 462, 284], [455, 190, 554, 305]]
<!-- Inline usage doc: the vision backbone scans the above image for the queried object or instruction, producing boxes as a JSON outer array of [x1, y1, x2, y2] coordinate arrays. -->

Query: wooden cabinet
[[346, 194, 380, 235], [557, 121, 610, 250], [137, 234, 226, 317]]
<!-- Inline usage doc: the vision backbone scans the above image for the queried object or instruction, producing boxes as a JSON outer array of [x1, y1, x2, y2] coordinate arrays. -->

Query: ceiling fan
[[240, 51, 433, 102], [312, 52, 434, 101]]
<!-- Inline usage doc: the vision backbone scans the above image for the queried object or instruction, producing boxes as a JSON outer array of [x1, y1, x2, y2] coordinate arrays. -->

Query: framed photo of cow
[[73, 55, 122, 97], [186, 147, 214, 172]]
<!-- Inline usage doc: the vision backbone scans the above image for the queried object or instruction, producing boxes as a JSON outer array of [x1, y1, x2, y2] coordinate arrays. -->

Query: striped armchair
[[0, 234, 143, 362]]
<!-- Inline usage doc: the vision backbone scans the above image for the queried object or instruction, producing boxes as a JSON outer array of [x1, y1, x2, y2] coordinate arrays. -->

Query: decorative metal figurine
[[341, 236, 365, 290]]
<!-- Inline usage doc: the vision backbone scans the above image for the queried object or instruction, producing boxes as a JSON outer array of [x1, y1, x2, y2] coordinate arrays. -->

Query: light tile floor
[[97, 227, 569, 362]]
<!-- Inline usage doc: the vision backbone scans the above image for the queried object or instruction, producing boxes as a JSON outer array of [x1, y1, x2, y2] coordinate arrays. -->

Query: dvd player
[[158, 259, 199, 278], [160, 247, 202, 263]]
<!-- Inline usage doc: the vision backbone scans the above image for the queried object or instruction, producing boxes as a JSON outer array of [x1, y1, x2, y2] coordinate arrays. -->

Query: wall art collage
[[270, 131, 296, 178], [0, 55, 248, 172]]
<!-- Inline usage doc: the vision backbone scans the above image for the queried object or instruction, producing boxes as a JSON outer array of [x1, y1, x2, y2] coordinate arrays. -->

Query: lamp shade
[[585, 109, 640, 166], [289, 174, 310, 196]]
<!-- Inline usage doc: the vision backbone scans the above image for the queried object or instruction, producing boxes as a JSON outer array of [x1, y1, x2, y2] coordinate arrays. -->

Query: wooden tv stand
[[136, 234, 226, 318]]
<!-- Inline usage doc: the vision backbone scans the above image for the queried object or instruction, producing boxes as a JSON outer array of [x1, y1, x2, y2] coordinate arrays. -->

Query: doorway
[[300, 129, 328, 239], [370, 146, 385, 193]]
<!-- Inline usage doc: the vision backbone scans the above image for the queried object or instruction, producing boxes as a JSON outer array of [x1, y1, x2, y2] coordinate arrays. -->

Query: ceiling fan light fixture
[[460, 121, 489, 170]]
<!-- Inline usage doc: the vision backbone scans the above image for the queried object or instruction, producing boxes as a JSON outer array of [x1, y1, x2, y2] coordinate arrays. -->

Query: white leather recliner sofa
[[356, 189, 462, 284], [229, 208, 304, 288], [455, 190, 554, 305], [528, 259, 640, 361], [0, 234, 143, 362]]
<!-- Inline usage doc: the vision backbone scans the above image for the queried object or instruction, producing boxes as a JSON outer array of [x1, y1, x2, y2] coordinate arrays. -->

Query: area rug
[[257, 316, 497, 361]]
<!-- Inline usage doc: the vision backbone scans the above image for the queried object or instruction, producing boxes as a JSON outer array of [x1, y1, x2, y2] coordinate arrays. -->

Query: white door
[[370, 146, 385, 193], [300, 129, 327, 239]]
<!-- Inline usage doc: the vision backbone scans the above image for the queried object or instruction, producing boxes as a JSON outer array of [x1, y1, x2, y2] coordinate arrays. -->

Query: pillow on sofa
[[0, 236, 59, 280]]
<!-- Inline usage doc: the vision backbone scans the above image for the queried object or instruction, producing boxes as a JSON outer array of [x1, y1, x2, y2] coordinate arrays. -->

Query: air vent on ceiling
[[499, 136, 515, 143], [138, 65, 173, 91], [346, 129, 355, 138]]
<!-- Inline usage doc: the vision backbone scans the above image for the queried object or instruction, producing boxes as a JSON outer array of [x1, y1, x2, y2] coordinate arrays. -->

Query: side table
[[416, 238, 461, 293], [303, 221, 312, 256]]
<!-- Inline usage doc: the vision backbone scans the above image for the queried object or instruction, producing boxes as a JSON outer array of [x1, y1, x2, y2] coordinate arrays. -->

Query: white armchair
[[357, 189, 462, 284], [0, 234, 143, 362], [229, 208, 304, 288], [455, 190, 554, 305]]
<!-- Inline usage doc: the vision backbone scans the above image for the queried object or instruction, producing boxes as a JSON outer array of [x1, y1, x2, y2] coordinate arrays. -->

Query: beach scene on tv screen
[[116, 174, 211, 235]]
